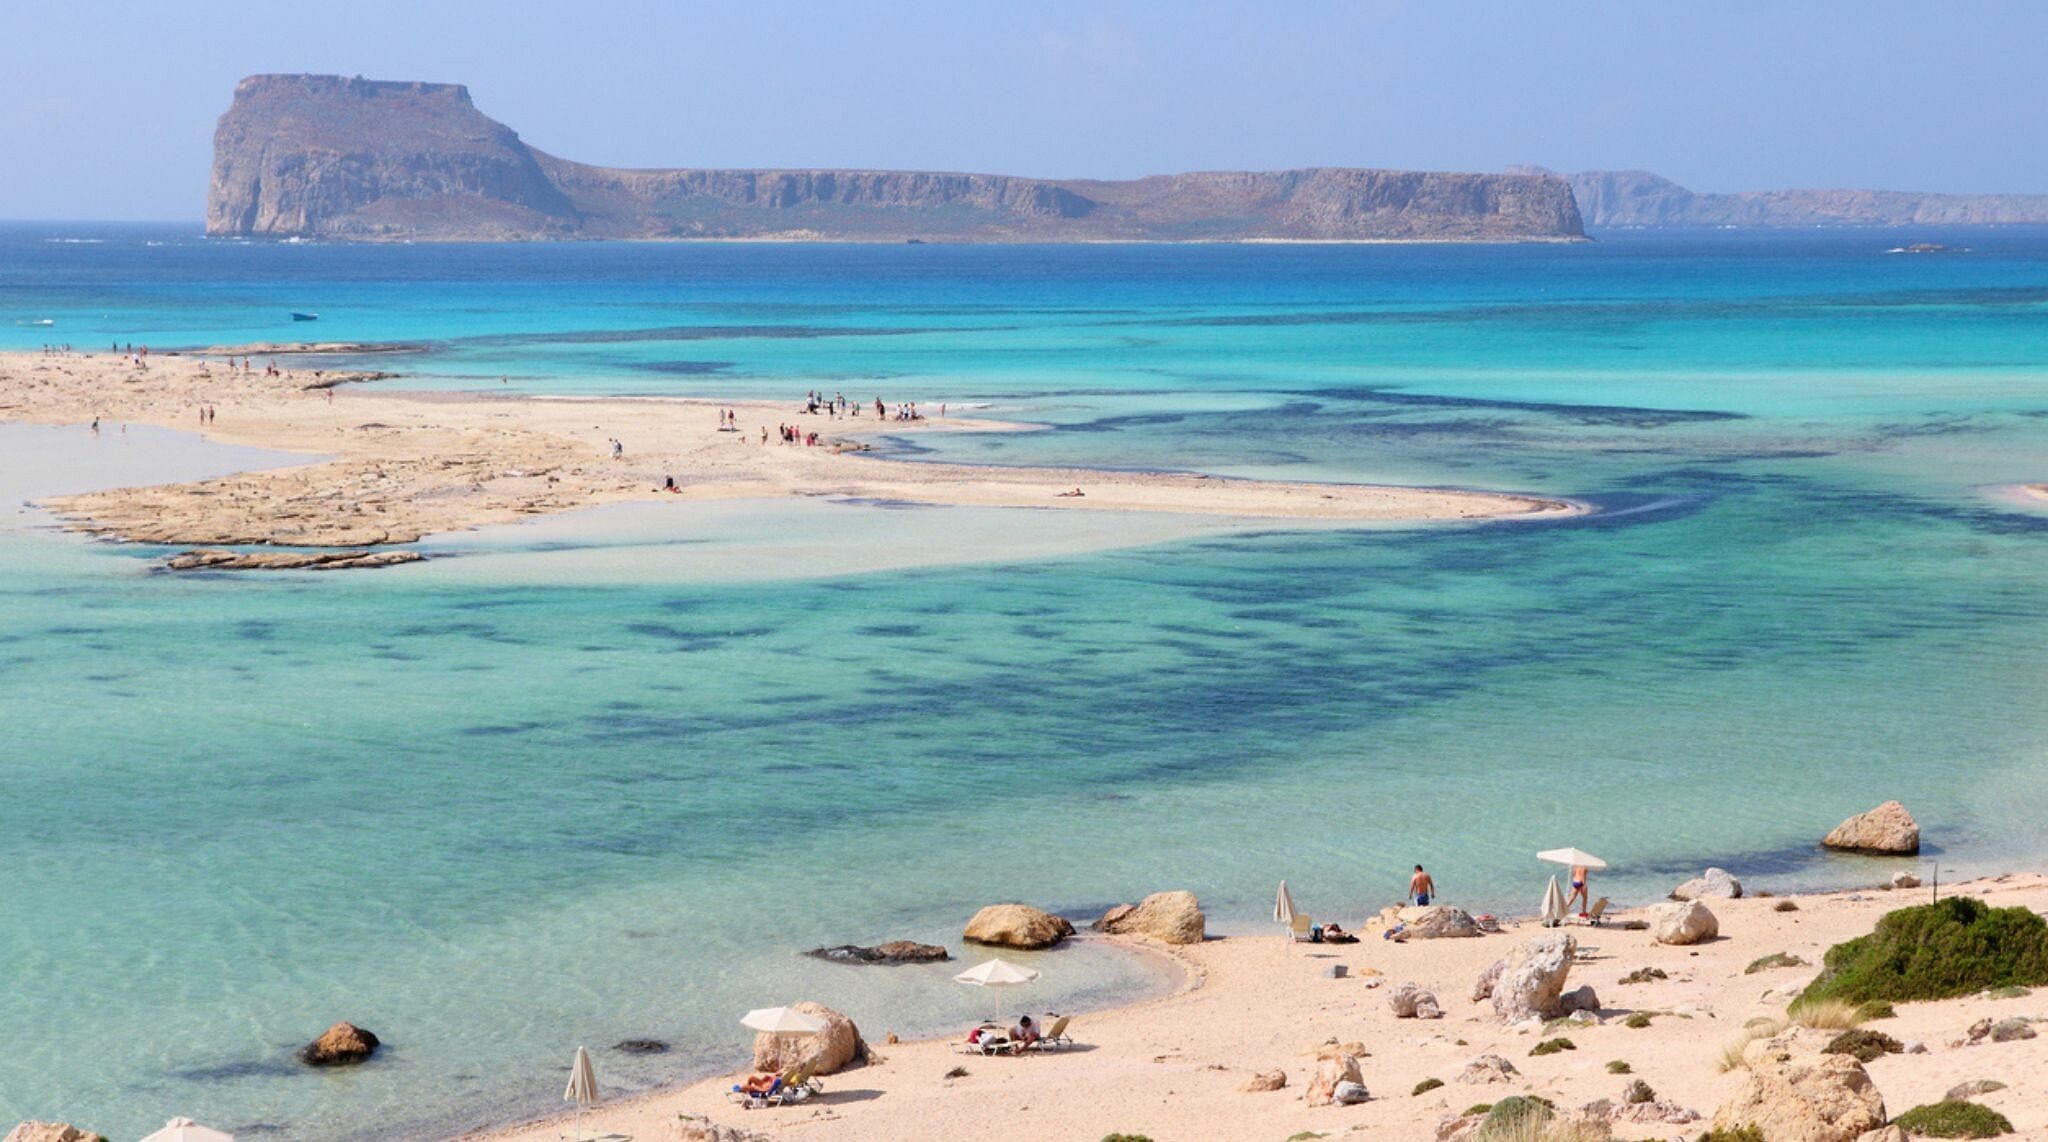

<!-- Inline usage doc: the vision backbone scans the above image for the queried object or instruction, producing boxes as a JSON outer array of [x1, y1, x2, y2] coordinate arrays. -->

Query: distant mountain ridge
[[1521, 166, 2048, 228], [204, 75, 1586, 243]]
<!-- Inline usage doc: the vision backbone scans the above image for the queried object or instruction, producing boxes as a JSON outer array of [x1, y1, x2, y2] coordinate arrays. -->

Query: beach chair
[[726, 1074, 784, 1109], [1031, 1015, 1073, 1050], [1289, 914, 1315, 943], [772, 1069, 822, 1105], [1585, 898, 1610, 925]]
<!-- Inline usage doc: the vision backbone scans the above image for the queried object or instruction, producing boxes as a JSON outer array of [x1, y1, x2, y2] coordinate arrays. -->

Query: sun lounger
[[1030, 1015, 1073, 1050], [1584, 898, 1610, 925], [726, 1075, 783, 1108], [1289, 914, 1315, 943]]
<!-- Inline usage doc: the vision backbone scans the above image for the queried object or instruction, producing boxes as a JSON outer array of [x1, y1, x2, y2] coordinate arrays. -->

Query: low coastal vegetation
[[1623, 1011, 1655, 1029], [1822, 1027, 1903, 1062], [1698, 1128, 1766, 1142], [1605, 1059, 1631, 1073], [1529, 1037, 1576, 1056], [1797, 897, 2048, 1007], [1789, 997, 1866, 1031], [1619, 967, 1668, 985], [1858, 1000, 1897, 1020], [1718, 1017, 1790, 1071], [1891, 1099, 2016, 1138], [1745, 951, 1808, 973], [1413, 1077, 1445, 1095]]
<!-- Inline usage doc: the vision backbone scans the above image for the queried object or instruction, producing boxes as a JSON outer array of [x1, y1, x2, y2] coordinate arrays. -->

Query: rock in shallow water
[[1822, 800, 1920, 854], [963, 903, 1074, 950], [5, 1124, 107, 1142], [300, 1021, 380, 1066], [167, 547, 423, 571], [1093, 890, 1206, 944], [806, 940, 950, 965]]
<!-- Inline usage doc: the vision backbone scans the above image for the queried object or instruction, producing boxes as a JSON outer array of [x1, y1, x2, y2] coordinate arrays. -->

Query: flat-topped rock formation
[[205, 75, 1586, 243], [1520, 166, 2048, 228]]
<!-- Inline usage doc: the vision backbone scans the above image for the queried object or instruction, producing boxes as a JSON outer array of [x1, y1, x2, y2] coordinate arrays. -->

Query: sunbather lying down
[[738, 1073, 779, 1095]]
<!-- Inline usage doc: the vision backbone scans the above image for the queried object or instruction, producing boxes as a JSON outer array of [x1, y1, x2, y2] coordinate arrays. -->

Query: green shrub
[[1699, 1128, 1766, 1142], [1413, 1077, 1445, 1095], [1529, 1037, 1576, 1056], [1619, 967, 1668, 984], [1606, 1059, 1631, 1074], [1624, 1011, 1654, 1029], [1102, 1135, 1156, 1142], [1858, 1000, 1897, 1020], [1774, 900, 1799, 912], [1284, 1134, 1326, 1142], [1891, 1099, 2015, 1137], [1746, 952, 1808, 973], [1823, 1028, 1903, 1062], [1477, 1095, 1555, 1139], [1463, 1103, 1494, 1116], [1799, 897, 2048, 1006]]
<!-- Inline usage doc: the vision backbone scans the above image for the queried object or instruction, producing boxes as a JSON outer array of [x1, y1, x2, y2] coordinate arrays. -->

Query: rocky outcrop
[[1241, 1068, 1287, 1092], [1474, 931, 1577, 1023], [1388, 904, 1481, 938], [1093, 890, 1205, 944], [1823, 801, 1921, 855], [167, 548, 424, 571], [1530, 166, 2048, 229], [750, 1001, 867, 1075], [1650, 900, 1719, 945], [1306, 1053, 1365, 1105], [208, 75, 1587, 242], [1672, 867, 1743, 900], [1712, 1045, 1885, 1142], [963, 904, 1073, 950], [1388, 981, 1443, 1019], [1456, 1054, 1520, 1084], [299, 1021, 380, 1066], [806, 940, 950, 965], [5, 1124, 107, 1142]]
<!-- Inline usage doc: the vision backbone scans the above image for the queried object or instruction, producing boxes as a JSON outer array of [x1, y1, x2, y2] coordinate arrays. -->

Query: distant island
[[204, 75, 1587, 243], [1520, 166, 2048, 228]]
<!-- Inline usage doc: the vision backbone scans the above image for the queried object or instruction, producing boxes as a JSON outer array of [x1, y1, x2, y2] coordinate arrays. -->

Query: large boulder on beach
[[1306, 1053, 1364, 1105], [1711, 1049, 1885, 1142], [1672, 867, 1744, 900], [5, 1124, 107, 1142], [1093, 890, 1205, 944], [1477, 931, 1576, 1023], [805, 940, 949, 965], [963, 903, 1074, 950], [1822, 801, 1920, 855], [1400, 905, 1481, 938], [299, 1021, 380, 1066], [750, 1000, 867, 1075], [1456, 1053, 1521, 1084], [1650, 900, 1719, 945]]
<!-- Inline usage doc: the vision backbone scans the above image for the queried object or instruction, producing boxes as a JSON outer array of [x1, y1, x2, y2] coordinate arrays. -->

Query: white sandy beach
[[472, 874, 2048, 1142], [0, 350, 1577, 560]]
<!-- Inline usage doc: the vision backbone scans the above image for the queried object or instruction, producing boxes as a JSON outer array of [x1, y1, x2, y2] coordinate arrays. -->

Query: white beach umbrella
[[1274, 880, 1297, 927], [139, 1119, 233, 1142], [741, 1006, 829, 1035], [564, 1045, 599, 1138], [1536, 847, 1609, 870], [1540, 874, 1567, 928], [954, 957, 1041, 1023]]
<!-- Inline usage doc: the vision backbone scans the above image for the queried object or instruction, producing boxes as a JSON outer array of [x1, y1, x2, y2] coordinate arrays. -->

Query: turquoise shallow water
[[3, 225, 2048, 1138]]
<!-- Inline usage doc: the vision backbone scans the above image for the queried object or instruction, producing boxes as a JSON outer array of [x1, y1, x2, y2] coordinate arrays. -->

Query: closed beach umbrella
[[1536, 847, 1609, 870], [1540, 874, 1567, 927], [955, 957, 1041, 1023], [1274, 880, 1297, 927], [564, 1045, 599, 1137], [139, 1119, 233, 1142], [741, 1006, 829, 1035]]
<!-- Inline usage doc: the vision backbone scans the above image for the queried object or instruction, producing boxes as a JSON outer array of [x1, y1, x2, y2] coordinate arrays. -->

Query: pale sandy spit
[[0, 351, 1577, 554], [474, 874, 2048, 1142]]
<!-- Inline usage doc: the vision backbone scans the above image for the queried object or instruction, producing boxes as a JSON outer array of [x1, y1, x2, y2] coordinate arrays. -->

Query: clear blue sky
[[7, 0, 2046, 220]]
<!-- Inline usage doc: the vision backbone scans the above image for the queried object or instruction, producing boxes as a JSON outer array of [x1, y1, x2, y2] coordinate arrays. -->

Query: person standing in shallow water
[[1409, 865, 1435, 906]]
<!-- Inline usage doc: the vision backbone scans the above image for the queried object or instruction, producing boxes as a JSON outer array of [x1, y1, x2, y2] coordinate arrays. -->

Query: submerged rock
[[5, 1124, 108, 1142], [167, 547, 423, 572], [806, 940, 950, 966], [300, 1021, 380, 1066], [612, 1038, 668, 1054]]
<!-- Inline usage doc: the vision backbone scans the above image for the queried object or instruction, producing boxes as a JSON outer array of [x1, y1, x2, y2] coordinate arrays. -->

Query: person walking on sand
[[1566, 864, 1591, 916], [1409, 865, 1436, 907]]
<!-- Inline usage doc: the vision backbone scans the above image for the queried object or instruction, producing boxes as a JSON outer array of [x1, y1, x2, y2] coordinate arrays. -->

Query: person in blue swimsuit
[[1409, 865, 1436, 906]]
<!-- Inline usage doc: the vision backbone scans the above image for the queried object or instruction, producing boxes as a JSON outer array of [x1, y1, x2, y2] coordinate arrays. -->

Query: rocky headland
[[205, 75, 1587, 243], [1526, 166, 2048, 229]]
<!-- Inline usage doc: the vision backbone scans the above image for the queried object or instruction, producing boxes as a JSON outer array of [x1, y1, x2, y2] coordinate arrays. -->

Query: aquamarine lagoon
[[3, 226, 2046, 1138]]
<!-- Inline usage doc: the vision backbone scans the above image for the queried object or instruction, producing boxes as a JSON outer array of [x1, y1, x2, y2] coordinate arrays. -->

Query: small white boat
[[17, 318, 54, 327]]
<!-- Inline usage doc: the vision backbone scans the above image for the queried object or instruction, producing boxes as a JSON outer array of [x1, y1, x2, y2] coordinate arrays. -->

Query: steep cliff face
[[206, 75, 1585, 242], [1534, 167, 2048, 228], [208, 75, 579, 239]]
